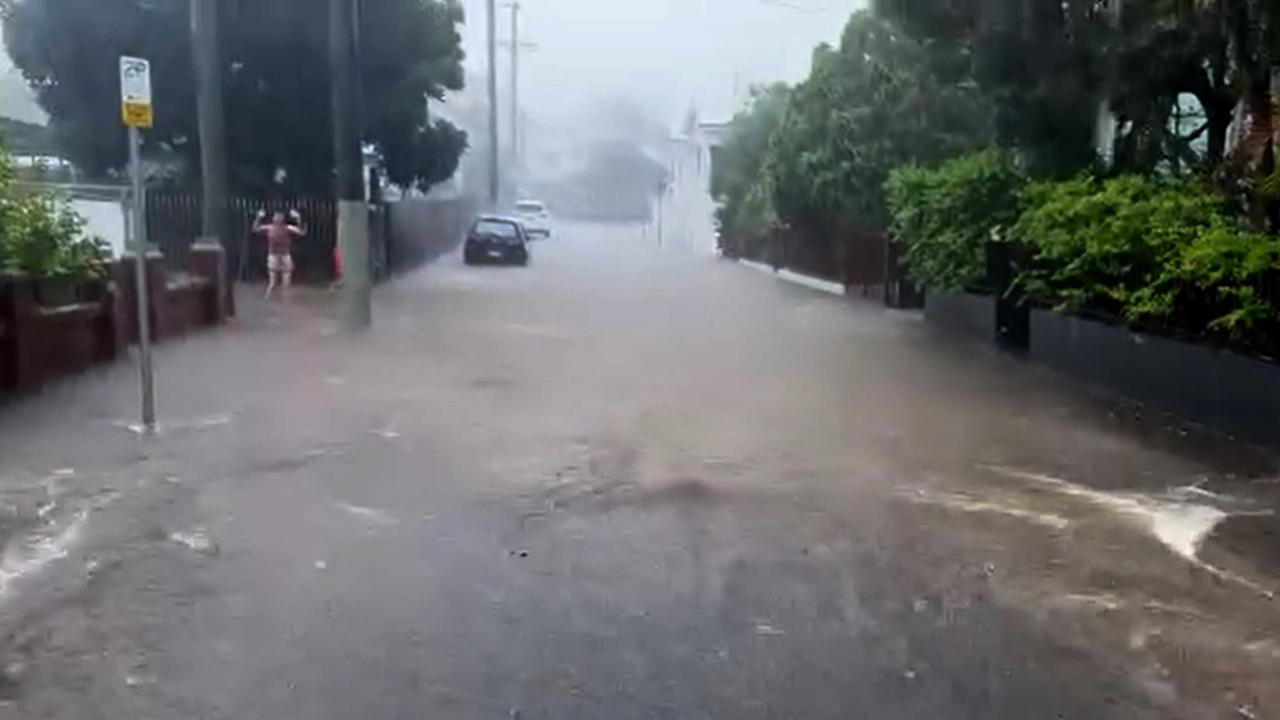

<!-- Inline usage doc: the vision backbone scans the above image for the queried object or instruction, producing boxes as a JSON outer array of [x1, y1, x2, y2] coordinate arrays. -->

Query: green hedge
[[887, 149, 1025, 291], [1011, 175, 1225, 318], [0, 144, 109, 282], [1011, 174, 1280, 348], [887, 151, 1280, 352]]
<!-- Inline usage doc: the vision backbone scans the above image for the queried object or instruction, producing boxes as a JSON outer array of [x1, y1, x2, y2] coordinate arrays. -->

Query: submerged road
[[1, 222, 1278, 719]]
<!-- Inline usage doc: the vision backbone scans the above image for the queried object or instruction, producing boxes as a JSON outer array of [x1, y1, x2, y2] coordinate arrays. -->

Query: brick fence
[[0, 245, 228, 398]]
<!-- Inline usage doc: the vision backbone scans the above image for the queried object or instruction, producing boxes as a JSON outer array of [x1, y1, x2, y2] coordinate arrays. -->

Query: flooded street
[[1, 223, 1278, 719]]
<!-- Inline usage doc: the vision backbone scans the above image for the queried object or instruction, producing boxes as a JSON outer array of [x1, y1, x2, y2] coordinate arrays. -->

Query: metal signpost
[[120, 56, 156, 432]]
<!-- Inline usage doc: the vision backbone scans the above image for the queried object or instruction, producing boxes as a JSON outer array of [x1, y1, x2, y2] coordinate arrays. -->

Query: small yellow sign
[[122, 102, 153, 128], [119, 56, 154, 128]]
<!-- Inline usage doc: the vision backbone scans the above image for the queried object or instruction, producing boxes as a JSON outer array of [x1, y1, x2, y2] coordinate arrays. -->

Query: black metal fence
[[147, 190, 479, 283], [146, 191, 345, 282]]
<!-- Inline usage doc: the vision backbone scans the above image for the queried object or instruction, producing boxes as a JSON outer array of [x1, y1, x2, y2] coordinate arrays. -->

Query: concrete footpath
[[0, 223, 1277, 719]]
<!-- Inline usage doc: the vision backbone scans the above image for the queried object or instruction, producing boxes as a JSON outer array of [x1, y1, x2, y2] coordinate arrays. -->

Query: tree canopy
[[707, 0, 1280, 352], [0, 117, 55, 156], [3, 0, 468, 194], [710, 83, 788, 246], [875, 0, 1278, 187], [763, 12, 993, 236]]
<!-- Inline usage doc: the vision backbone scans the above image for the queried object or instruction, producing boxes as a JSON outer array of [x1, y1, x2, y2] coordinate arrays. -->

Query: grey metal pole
[[657, 189, 664, 248], [330, 0, 370, 329], [487, 0, 500, 207], [510, 0, 520, 169], [129, 126, 156, 431]]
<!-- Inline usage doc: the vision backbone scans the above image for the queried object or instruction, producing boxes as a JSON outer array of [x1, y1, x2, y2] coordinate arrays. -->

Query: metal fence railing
[[146, 191, 342, 282]]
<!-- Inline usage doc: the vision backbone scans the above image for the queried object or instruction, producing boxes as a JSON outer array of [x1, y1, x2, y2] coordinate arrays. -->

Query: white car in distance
[[515, 200, 553, 239]]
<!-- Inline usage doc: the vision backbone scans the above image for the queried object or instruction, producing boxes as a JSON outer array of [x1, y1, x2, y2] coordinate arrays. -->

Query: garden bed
[[0, 246, 229, 398], [1029, 309, 1280, 446]]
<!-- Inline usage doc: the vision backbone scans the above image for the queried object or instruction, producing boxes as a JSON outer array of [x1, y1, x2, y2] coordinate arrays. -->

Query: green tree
[[763, 12, 993, 257], [1219, 0, 1279, 230], [875, 0, 1110, 177], [1107, 0, 1236, 173], [3, 0, 468, 194], [0, 141, 108, 281], [0, 118, 56, 157], [710, 83, 789, 253], [887, 148, 1026, 291]]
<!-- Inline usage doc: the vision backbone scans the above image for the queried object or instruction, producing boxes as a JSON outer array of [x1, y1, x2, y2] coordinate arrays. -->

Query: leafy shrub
[[1011, 175, 1228, 320], [0, 143, 108, 282], [1012, 173, 1280, 351], [1167, 227, 1280, 345], [886, 149, 1026, 290]]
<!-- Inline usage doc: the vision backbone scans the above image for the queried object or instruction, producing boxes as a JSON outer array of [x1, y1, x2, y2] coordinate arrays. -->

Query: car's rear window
[[515, 202, 545, 213], [474, 219, 521, 238]]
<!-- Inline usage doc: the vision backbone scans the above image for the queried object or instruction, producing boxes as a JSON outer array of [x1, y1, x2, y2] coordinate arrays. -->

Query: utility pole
[[330, 0, 370, 329], [509, 0, 520, 168], [656, 178, 666, 249], [486, 0, 501, 207], [190, 0, 230, 310]]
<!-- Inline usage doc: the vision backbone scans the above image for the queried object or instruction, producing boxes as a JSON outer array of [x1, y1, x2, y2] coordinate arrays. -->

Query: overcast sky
[[457, 0, 861, 126], [2, 0, 862, 127], [1, 48, 46, 123]]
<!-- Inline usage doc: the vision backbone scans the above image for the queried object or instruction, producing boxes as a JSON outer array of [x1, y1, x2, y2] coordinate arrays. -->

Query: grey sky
[[458, 0, 862, 125], [1, 48, 46, 123]]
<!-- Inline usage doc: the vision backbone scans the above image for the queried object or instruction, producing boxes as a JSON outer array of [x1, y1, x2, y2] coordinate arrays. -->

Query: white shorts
[[267, 254, 294, 274]]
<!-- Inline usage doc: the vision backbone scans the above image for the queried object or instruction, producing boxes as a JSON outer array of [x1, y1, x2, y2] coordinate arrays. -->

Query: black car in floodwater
[[463, 215, 530, 266]]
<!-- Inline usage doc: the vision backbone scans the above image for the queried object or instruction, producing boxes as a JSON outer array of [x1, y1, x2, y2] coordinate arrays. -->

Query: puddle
[[753, 621, 785, 636], [169, 529, 218, 556], [112, 420, 149, 435], [0, 509, 89, 597], [371, 427, 402, 440], [496, 322, 569, 339], [333, 501, 397, 526], [1055, 592, 1124, 611], [166, 414, 234, 432]]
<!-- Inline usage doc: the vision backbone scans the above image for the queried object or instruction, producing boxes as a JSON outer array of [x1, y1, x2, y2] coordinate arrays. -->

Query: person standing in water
[[252, 209, 305, 299]]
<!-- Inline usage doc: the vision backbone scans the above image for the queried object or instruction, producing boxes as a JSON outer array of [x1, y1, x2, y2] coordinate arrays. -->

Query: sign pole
[[121, 56, 156, 432], [129, 125, 156, 432]]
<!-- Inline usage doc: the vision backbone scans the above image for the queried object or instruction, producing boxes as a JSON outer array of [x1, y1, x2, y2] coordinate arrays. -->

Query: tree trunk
[[1204, 104, 1232, 165], [1238, 75, 1275, 230]]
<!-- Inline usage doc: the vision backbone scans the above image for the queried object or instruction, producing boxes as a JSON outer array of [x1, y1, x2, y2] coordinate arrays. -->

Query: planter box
[[36, 278, 80, 307], [925, 291, 997, 343], [1029, 309, 1280, 445], [1, 244, 227, 399], [0, 277, 118, 396]]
